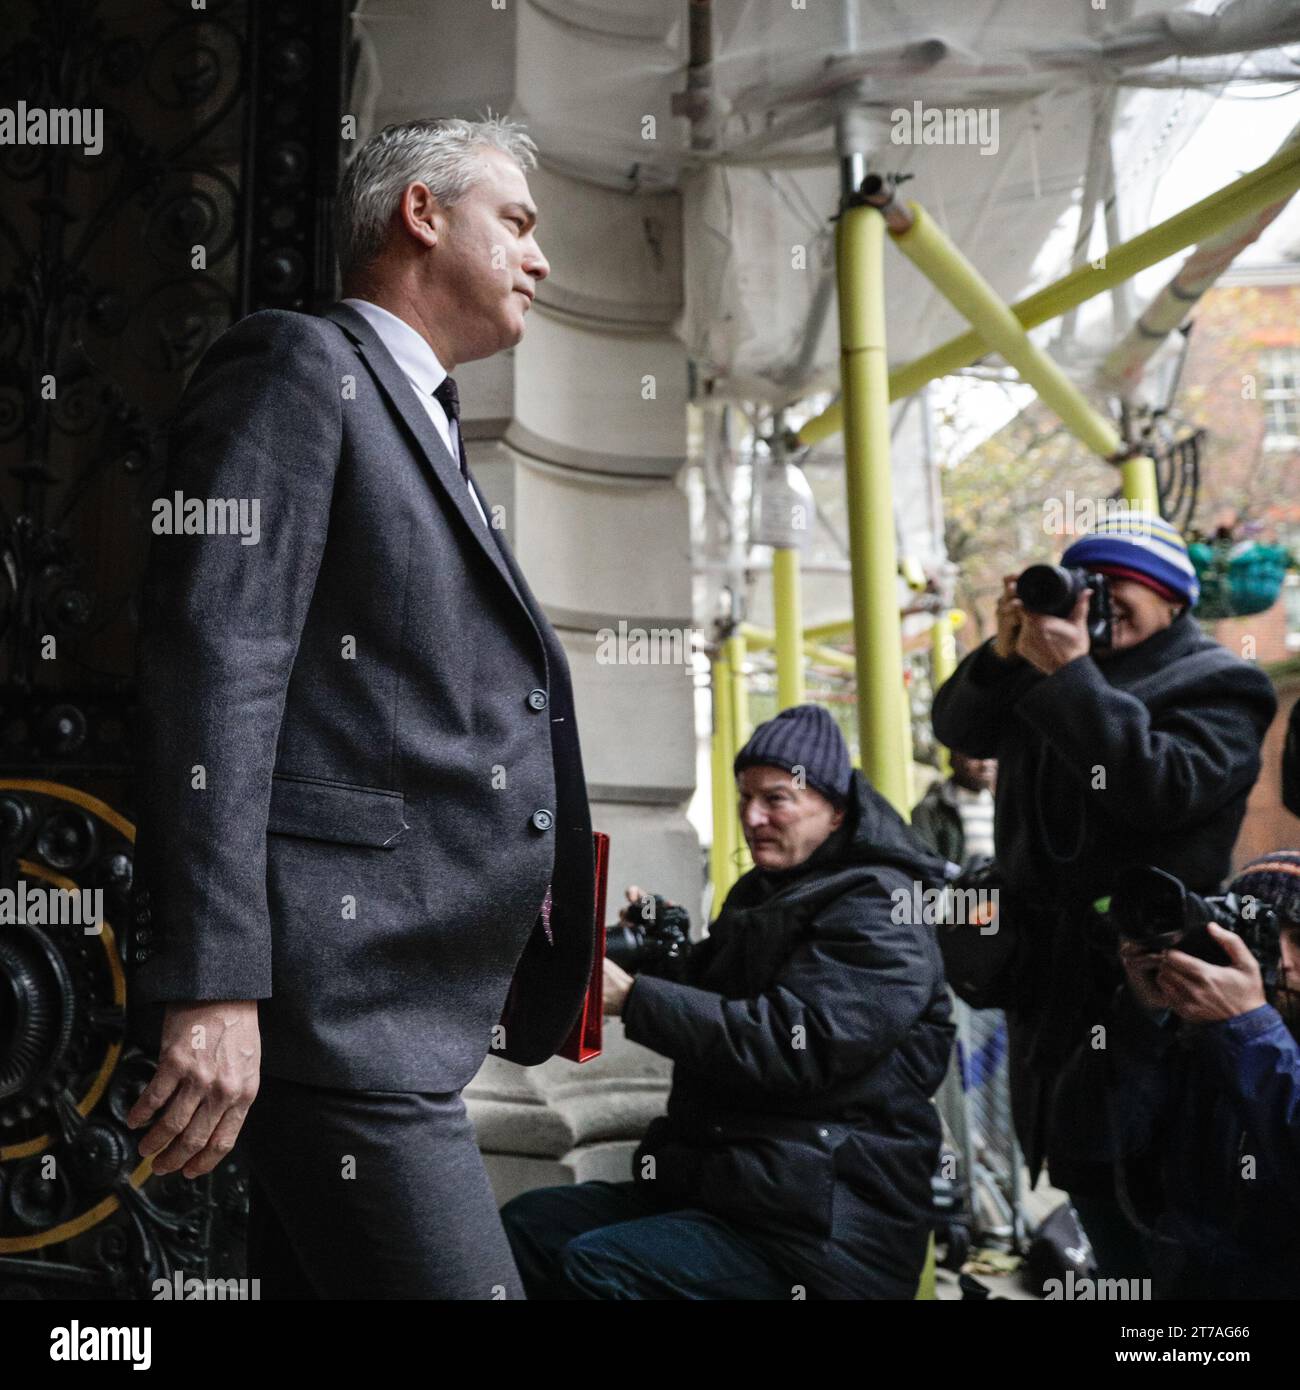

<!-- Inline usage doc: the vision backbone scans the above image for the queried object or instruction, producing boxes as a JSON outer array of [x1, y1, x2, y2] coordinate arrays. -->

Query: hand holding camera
[[1155, 926, 1267, 1023], [1113, 865, 1275, 1023], [1013, 566, 1105, 674], [1119, 931, 1267, 1023], [993, 570, 1096, 674], [992, 574, 1025, 662], [602, 886, 693, 1016]]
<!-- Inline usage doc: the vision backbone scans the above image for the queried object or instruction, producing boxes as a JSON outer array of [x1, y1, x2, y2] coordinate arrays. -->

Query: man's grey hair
[[336, 114, 538, 279]]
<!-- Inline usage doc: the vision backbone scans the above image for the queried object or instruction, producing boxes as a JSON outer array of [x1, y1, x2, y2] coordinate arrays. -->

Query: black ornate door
[[0, 0, 349, 1298]]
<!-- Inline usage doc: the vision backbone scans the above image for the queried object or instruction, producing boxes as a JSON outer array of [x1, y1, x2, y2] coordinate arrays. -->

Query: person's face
[[409, 147, 549, 364], [951, 753, 996, 793], [1095, 576, 1181, 657], [737, 765, 845, 872], [1277, 923, 1300, 1030]]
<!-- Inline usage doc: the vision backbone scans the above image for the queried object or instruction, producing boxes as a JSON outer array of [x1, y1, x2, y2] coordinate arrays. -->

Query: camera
[[606, 893, 691, 975], [1016, 564, 1113, 650], [1108, 864, 1281, 991]]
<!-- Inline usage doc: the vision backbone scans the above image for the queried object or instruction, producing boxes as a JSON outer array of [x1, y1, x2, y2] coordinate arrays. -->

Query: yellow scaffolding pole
[[772, 547, 806, 709], [709, 649, 736, 902], [725, 630, 751, 750], [888, 200, 1123, 458], [796, 141, 1300, 446], [1120, 454, 1161, 510], [723, 631, 753, 887], [899, 681, 916, 817], [741, 622, 856, 673], [929, 609, 965, 777], [803, 618, 854, 645], [837, 201, 913, 814]]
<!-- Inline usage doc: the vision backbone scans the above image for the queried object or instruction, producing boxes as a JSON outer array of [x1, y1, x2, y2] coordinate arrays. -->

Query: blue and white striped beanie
[[1060, 512, 1199, 609]]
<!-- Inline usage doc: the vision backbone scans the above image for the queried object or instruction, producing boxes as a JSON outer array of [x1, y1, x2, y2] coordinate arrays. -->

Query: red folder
[[558, 829, 609, 1063]]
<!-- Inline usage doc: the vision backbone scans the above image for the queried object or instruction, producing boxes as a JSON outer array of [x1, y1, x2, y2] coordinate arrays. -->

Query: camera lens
[[1016, 564, 1074, 616]]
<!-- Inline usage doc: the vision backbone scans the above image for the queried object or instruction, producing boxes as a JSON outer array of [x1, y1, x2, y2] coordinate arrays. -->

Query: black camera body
[[1109, 864, 1281, 992], [1016, 564, 1113, 650], [606, 893, 691, 975]]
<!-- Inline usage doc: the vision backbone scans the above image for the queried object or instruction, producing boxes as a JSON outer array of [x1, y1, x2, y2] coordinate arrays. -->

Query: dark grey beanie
[[733, 703, 852, 806]]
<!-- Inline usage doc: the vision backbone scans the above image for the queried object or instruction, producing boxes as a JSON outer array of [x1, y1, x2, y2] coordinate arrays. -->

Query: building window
[[1260, 348, 1300, 451]]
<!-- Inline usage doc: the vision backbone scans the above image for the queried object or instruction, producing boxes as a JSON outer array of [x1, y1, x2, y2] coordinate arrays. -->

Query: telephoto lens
[[1015, 564, 1088, 616]]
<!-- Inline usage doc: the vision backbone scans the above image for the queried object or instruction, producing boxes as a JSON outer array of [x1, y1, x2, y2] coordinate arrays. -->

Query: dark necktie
[[433, 375, 469, 480], [435, 372, 543, 928]]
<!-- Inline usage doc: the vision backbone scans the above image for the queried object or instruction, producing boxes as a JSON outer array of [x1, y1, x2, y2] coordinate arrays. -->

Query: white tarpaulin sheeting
[[355, 0, 1300, 402]]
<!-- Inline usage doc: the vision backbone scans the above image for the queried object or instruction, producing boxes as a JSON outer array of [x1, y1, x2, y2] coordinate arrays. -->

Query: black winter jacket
[[931, 615, 1277, 1188], [910, 778, 968, 867], [621, 770, 954, 1299], [1284, 696, 1300, 819]]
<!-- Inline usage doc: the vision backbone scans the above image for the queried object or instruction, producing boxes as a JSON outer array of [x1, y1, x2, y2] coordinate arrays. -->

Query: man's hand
[[1119, 939, 1174, 1013], [619, 884, 647, 924], [1156, 925, 1268, 1024], [1015, 585, 1092, 675], [602, 958, 634, 1016], [992, 575, 1026, 662], [126, 1000, 261, 1178]]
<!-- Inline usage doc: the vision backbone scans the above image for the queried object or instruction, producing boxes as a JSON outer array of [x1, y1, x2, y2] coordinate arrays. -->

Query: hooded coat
[[620, 770, 954, 1299]]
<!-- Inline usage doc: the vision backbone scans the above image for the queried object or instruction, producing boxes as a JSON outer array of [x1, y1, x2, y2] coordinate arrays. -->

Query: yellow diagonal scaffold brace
[[796, 140, 1300, 450]]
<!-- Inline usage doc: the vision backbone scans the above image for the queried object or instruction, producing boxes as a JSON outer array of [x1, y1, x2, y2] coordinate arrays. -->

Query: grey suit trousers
[[242, 1074, 524, 1300]]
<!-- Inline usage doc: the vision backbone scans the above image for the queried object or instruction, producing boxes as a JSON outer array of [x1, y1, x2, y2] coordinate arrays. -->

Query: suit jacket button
[[527, 688, 548, 711], [135, 905, 151, 924], [134, 947, 151, 964], [135, 928, 152, 945], [531, 808, 554, 831]]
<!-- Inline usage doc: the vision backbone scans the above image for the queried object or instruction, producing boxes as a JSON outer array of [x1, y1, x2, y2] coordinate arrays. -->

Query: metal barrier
[[936, 997, 1027, 1249]]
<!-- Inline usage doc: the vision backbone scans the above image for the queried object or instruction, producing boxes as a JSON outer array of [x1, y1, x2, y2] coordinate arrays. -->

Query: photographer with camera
[[930, 514, 1277, 1280], [500, 704, 955, 1299], [1110, 851, 1300, 1298]]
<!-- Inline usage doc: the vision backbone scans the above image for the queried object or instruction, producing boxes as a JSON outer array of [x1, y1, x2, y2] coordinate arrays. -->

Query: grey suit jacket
[[129, 301, 596, 1091]]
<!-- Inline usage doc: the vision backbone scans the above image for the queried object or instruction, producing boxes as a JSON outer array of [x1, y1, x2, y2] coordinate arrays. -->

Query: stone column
[[459, 163, 692, 1194]]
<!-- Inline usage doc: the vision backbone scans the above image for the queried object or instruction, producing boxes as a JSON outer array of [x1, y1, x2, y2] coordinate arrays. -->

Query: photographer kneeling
[[1112, 852, 1300, 1299], [500, 704, 954, 1299], [930, 515, 1277, 1280]]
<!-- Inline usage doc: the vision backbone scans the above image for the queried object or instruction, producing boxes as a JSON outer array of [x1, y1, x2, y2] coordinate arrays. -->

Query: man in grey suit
[[125, 116, 597, 1299]]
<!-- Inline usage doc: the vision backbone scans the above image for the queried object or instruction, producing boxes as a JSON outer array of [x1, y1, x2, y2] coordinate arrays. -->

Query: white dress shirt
[[340, 297, 488, 527]]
